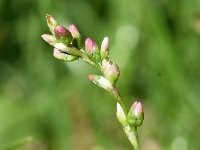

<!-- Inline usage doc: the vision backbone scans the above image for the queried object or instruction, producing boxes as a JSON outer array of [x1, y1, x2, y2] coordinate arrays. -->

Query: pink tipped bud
[[127, 101, 144, 127], [100, 37, 109, 59], [69, 24, 82, 49], [85, 38, 98, 54], [53, 48, 78, 62], [54, 26, 72, 45], [55, 25, 71, 38], [102, 60, 120, 84], [88, 74, 113, 93], [101, 37, 109, 51], [69, 24, 80, 38], [41, 34, 56, 46], [46, 14, 58, 34], [53, 48, 61, 58], [133, 101, 143, 118]]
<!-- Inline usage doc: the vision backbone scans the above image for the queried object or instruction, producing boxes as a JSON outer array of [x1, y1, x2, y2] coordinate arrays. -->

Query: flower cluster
[[42, 14, 120, 87], [42, 14, 144, 132], [42, 15, 82, 62]]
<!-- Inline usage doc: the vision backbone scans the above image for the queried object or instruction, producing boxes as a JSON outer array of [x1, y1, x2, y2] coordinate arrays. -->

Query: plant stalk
[[123, 125, 141, 150]]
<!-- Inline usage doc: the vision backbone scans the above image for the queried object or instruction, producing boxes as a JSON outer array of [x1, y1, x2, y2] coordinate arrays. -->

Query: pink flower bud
[[100, 37, 109, 59], [69, 24, 82, 49], [85, 38, 98, 54], [88, 74, 113, 93], [133, 101, 143, 118], [127, 101, 144, 127], [41, 34, 56, 46], [55, 25, 71, 38], [69, 24, 80, 38], [101, 37, 109, 52], [53, 48, 61, 57], [54, 26, 72, 45], [102, 60, 120, 84], [45, 14, 58, 34]]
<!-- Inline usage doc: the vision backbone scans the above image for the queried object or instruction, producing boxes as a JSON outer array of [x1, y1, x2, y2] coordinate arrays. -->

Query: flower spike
[[42, 15, 144, 149]]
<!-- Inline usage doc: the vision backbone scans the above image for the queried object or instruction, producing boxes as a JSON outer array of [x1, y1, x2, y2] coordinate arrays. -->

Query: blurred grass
[[0, 0, 200, 149]]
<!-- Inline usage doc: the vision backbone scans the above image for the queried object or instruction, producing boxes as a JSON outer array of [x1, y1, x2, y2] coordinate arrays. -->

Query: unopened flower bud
[[85, 38, 100, 62], [53, 43, 82, 57], [134, 102, 143, 118], [46, 14, 58, 34], [88, 74, 113, 93], [116, 102, 128, 126], [69, 24, 82, 49], [41, 34, 57, 46], [55, 25, 70, 38], [127, 101, 144, 127], [100, 37, 109, 59], [69, 24, 81, 38], [102, 60, 120, 85], [54, 25, 72, 45], [53, 48, 78, 62], [85, 38, 98, 54]]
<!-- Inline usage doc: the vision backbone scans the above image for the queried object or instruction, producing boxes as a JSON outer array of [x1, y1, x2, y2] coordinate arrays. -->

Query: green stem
[[61, 46, 100, 69], [81, 54, 100, 69], [123, 125, 141, 150], [111, 86, 127, 114]]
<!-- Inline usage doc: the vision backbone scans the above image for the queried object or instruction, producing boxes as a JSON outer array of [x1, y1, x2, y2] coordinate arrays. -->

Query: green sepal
[[60, 53, 78, 62], [127, 107, 144, 127]]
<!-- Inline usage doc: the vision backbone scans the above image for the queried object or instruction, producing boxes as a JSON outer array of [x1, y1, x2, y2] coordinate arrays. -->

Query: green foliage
[[0, 0, 200, 149]]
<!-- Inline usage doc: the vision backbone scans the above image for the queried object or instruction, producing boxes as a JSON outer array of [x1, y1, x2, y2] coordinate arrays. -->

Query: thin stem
[[82, 55, 100, 69], [111, 86, 127, 114], [123, 125, 141, 150], [62, 46, 100, 69]]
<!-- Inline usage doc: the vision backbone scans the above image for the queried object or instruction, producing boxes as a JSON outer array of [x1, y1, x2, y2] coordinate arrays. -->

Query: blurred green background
[[0, 0, 200, 149]]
